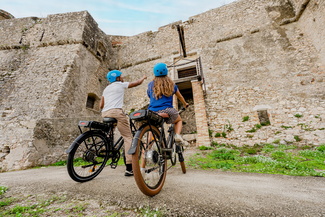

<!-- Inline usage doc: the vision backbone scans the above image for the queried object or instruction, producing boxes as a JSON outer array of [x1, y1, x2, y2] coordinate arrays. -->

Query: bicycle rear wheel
[[67, 131, 110, 182], [132, 124, 167, 196]]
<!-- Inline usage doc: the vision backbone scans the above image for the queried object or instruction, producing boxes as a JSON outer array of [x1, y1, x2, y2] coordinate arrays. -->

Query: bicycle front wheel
[[67, 131, 110, 182], [178, 145, 186, 174], [132, 124, 167, 196], [167, 133, 177, 166]]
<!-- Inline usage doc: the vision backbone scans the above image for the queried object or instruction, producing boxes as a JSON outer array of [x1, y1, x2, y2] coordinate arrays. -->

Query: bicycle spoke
[[67, 131, 110, 182], [132, 124, 167, 196]]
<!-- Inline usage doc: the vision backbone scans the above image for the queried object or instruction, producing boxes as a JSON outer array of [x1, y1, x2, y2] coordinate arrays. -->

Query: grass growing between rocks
[[188, 143, 325, 177], [0, 186, 164, 217]]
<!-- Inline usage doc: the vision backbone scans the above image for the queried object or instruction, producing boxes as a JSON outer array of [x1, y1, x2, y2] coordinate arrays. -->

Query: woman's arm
[[175, 90, 189, 108]]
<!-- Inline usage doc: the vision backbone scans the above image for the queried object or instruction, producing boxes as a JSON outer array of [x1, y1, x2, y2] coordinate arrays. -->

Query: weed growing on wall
[[242, 116, 250, 122], [294, 114, 303, 118], [246, 124, 262, 133]]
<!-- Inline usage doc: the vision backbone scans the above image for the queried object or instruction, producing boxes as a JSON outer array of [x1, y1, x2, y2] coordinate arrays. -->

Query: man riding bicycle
[[100, 70, 147, 176]]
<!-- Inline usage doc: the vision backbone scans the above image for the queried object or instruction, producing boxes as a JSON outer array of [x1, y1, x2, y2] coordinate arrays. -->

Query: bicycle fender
[[66, 143, 75, 154], [128, 124, 148, 155], [128, 134, 140, 155], [65, 130, 104, 154]]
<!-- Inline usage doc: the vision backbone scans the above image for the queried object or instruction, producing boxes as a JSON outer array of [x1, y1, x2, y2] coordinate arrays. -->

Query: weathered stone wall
[[0, 11, 113, 171], [0, 0, 324, 171], [0, 9, 14, 20], [112, 0, 324, 147]]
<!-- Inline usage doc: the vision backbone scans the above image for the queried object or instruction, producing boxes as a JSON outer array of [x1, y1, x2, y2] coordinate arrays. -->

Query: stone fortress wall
[[0, 0, 324, 171], [0, 12, 113, 171], [114, 0, 324, 146]]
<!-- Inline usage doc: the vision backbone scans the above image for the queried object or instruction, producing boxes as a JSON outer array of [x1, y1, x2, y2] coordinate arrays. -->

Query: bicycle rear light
[[78, 121, 89, 126]]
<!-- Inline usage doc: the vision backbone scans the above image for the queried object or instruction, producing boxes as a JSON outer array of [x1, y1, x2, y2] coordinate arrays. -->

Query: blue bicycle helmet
[[106, 70, 122, 83], [153, 63, 168, 77]]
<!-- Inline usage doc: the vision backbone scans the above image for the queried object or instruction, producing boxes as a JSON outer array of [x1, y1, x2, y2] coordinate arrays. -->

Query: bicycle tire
[[177, 146, 186, 174], [67, 131, 110, 182], [132, 124, 167, 196], [168, 134, 177, 166], [180, 159, 186, 174]]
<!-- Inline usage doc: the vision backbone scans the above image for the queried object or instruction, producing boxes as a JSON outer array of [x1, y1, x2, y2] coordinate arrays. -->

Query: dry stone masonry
[[0, 0, 324, 171]]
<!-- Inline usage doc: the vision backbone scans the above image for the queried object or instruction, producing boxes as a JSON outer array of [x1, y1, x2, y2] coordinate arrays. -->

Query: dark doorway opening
[[176, 82, 196, 135]]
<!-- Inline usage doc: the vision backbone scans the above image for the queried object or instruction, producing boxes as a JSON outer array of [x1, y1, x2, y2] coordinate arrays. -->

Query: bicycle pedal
[[110, 163, 117, 169]]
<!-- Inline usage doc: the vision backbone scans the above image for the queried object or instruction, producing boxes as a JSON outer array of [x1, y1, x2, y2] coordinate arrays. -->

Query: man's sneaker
[[124, 170, 133, 177], [175, 134, 189, 146]]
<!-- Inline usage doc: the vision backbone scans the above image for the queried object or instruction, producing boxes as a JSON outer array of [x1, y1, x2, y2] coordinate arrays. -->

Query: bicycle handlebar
[[178, 107, 186, 114]]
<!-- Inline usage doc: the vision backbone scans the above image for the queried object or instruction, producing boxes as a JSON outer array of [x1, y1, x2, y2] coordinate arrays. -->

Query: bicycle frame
[[128, 108, 185, 155], [66, 114, 140, 183], [128, 108, 187, 196], [67, 116, 137, 156]]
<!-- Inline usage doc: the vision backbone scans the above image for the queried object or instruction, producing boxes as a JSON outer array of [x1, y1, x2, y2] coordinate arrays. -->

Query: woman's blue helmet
[[153, 63, 168, 77], [107, 70, 122, 83]]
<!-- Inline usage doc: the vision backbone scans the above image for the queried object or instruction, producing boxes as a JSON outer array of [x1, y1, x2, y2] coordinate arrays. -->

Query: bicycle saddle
[[103, 117, 117, 124]]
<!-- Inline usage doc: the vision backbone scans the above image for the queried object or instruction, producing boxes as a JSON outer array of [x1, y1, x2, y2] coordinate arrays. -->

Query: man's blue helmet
[[107, 70, 122, 83], [153, 63, 168, 77]]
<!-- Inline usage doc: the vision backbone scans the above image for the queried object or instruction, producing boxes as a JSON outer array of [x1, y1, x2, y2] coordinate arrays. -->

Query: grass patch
[[138, 206, 165, 217], [47, 151, 126, 168], [188, 144, 325, 177], [0, 186, 8, 196], [0, 193, 63, 216], [0, 188, 160, 216]]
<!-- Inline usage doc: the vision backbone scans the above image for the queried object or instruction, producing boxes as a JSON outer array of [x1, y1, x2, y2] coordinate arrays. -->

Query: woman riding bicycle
[[147, 63, 189, 146]]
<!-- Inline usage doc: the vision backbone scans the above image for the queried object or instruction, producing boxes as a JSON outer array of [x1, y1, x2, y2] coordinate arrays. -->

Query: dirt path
[[1, 163, 324, 216]]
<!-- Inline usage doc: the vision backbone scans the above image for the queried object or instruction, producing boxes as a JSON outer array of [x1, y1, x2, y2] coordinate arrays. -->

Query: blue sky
[[2, 0, 237, 36]]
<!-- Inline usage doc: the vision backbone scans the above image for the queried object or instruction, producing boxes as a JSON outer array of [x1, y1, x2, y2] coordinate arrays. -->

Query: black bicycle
[[128, 108, 187, 196], [66, 117, 137, 182]]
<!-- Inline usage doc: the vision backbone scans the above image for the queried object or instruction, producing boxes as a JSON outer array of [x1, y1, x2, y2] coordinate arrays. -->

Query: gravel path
[[1, 162, 324, 216]]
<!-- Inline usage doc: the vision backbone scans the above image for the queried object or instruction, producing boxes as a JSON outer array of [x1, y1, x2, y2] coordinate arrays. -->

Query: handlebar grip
[[179, 107, 186, 114]]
